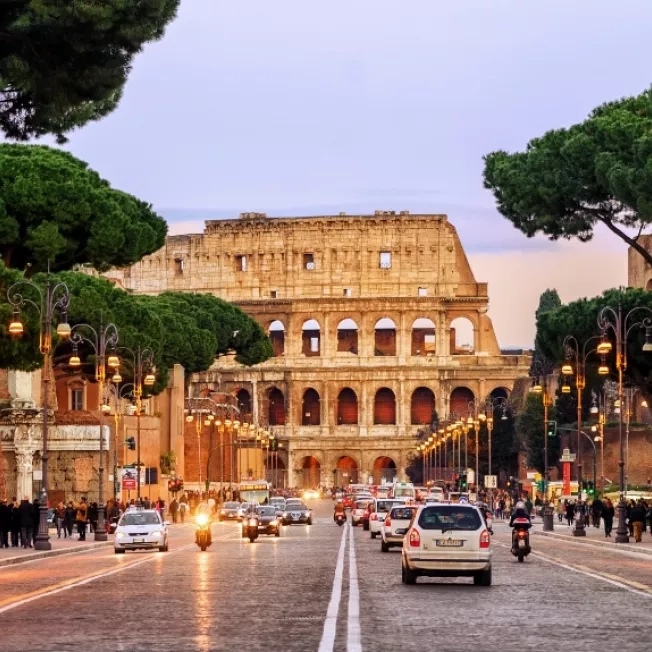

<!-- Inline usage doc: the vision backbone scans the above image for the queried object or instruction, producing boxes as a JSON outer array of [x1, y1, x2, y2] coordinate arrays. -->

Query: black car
[[282, 503, 312, 525], [218, 502, 241, 521], [241, 506, 281, 537]]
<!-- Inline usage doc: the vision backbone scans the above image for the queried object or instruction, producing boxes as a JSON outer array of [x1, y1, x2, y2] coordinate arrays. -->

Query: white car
[[401, 503, 492, 586], [114, 509, 169, 554], [350, 498, 373, 526], [369, 499, 406, 538], [381, 504, 419, 551]]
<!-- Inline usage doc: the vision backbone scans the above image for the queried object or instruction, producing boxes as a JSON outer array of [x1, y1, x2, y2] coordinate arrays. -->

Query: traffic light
[[587, 481, 594, 496], [125, 437, 136, 450], [460, 473, 468, 490], [546, 421, 557, 437]]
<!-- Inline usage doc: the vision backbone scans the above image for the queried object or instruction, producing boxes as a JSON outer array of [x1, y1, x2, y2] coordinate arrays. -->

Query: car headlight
[[270, 519, 278, 526], [150, 530, 162, 537], [116, 532, 127, 539], [283, 512, 288, 518], [220, 510, 226, 515]]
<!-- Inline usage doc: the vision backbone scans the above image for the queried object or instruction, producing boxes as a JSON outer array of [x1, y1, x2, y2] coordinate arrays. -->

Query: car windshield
[[376, 500, 399, 512], [355, 500, 372, 509], [288, 504, 308, 511], [257, 507, 277, 516], [417, 506, 482, 531], [120, 512, 160, 526], [224, 503, 239, 509], [391, 507, 417, 520]]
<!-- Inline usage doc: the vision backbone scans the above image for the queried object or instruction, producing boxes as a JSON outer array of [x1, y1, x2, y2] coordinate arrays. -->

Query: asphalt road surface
[[1, 500, 651, 652]]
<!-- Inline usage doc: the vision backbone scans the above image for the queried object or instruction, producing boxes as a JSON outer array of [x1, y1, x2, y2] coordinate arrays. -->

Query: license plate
[[518, 539, 526, 549], [436, 539, 464, 547], [395, 528, 407, 535], [133, 538, 144, 543]]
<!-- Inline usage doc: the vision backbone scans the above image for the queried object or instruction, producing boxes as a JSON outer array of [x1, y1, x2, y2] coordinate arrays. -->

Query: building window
[[270, 290, 277, 298], [236, 255, 247, 272], [174, 258, 184, 274], [418, 287, 427, 297], [71, 388, 84, 411], [379, 252, 392, 269], [304, 253, 315, 270], [343, 288, 352, 297]]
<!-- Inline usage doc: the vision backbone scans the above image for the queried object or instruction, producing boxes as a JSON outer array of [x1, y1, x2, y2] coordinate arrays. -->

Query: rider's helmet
[[515, 501, 526, 510]]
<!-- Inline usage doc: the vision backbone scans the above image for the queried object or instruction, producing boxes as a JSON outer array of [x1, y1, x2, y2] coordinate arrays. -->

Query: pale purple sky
[[44, 0, 652, 346]]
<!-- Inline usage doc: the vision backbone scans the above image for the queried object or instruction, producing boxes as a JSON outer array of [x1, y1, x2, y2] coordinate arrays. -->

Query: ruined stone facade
[[628, 236, 652, 289], [111, 212, 531, 488]]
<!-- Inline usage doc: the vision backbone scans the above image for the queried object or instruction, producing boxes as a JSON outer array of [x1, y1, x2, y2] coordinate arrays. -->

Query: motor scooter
[[195, 513, 212, 551], [335, 512, 345, 527], [246, 516, 259, 543], [511, 517, 531, 562]]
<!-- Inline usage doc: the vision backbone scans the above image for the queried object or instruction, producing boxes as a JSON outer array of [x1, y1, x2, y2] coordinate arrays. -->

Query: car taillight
[[480, 529, 490, 548], [384, 518, 391, 527], [371, 514, 377, 521], [409, 529, 421, 547]]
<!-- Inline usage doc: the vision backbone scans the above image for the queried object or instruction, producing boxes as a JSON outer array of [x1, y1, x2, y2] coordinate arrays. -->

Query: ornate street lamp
[[69, 320, 119, 541], [7, 271, 71, 550], [597, 303, 652, 543]]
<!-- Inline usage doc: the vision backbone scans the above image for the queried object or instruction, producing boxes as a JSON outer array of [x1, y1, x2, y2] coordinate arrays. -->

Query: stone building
[[110, 211, 531, 488], [628, 236, 652, 289]]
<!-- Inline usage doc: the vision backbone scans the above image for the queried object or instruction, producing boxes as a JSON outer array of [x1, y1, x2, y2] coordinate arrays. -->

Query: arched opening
[[374, 317, 396, 356], [411, 387, 436, 425], [300, 456, 321, 489], [335, 455, 358, 486], [269, 320, 285, 357], [412, 317, 436, 356], [236, 389, 252, 420], [374, 387, 396, 425], [337, 388, 358, 425], [372, 456, 397, 484], [302, 319, 321, 357], [450, 317, 475, 354], [302, 388, 321, 426], [490, 387, 509, 401], [265, 454, 286, 488], [449, 387, 475, 419], [337, 318, 359, 354], [268, 388, 285, 426]]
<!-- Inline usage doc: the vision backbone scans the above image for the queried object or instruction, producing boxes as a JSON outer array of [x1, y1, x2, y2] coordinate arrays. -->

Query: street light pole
[[8, 270, 71, 551], [597, 302, 652, 543]]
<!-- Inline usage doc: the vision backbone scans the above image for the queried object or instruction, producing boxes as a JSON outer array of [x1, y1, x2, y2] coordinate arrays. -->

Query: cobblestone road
[[0, 502, 650, 652]]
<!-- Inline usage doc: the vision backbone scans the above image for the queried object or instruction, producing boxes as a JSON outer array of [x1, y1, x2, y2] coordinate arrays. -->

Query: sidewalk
[[0, 532, 113, 568], [532, 519, 652, 556]]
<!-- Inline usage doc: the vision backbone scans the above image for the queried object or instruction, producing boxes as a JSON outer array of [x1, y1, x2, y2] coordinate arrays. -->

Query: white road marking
[[318, 523, 348, 652], [347, 524, 362, 652]]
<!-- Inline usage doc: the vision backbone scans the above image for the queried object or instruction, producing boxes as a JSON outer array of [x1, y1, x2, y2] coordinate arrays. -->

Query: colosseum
[[110, 211, 530, 488]]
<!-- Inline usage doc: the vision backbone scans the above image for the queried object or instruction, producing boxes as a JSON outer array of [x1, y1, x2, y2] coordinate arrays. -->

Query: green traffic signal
[[546, 420, 557, 437]]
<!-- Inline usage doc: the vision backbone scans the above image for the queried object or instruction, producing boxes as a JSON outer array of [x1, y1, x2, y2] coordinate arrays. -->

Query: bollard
[[543, 504, 554, 531]]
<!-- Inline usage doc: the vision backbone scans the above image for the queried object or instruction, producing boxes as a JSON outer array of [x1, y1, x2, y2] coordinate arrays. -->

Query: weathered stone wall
[[628, 236, 652, 290]]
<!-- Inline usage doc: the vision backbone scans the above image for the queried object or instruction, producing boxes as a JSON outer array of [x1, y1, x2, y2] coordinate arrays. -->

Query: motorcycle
[[335, 512, 346, 527], [511, 517, 531, 562], [195, 513, 212, 552], [246, 516, 259, 543]]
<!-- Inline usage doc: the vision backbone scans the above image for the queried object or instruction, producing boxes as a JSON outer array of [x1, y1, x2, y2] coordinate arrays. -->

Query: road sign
[[484, 475, 497, 489]]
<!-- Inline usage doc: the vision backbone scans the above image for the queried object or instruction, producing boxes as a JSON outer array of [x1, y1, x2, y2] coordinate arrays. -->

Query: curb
[[0, 541, 113, 568], [533, 529, 652, 556]]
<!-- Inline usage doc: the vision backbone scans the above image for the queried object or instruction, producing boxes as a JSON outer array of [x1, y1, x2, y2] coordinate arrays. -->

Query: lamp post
[[8, 271, 71, 551], [590, 390, 606, 497], [116, 346, 156, 502], [69, 320, 119, 541], [597, 302, 652, 543], [561, 335, 601, 537]]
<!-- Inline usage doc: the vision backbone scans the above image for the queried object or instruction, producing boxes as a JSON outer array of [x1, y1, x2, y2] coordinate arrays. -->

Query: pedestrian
[[646, 503, 652, 535], [630, 500, 646, 543], [592, 497, 603, 529], [565, 500, 575, 527], [627, 500, 634, 537], [55, 501, 66, 538], [169, 498, 178, 524], [18, 496, 33, 548], [0, 499, 10, 548], [88, 502, 98, 533], [31, 498, 40, 546], [178, 499, 188, 523], [556, 500, 564, 523], [603, 498, 615, 537], [10, 498, 20, 547], [64, 501, 75, 537], [75, 498, 88, 541]]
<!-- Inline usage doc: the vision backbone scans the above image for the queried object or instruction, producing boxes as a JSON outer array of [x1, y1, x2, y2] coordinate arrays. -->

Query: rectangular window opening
[[71, 389, 84, 411], [270, 290, 277, 299], [418, 287, 427, 297], [174, 258, 184, 274], [380, 252, 392, 269], [304, 253, 315, 270], [343, 288, 352, 297], [236, 255, 247, 272]]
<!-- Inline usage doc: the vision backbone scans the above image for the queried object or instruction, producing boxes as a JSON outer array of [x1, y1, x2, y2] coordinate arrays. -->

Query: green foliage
[[0, 268, 273, 392], [0, 0, 180, 142], [516, 393, 560, 473], [0, 145, 167, 272], [488, 406, 518, 475], [536, 289, 562, 320], [483, 87, 652, 266], [536, 287, 652, 395]]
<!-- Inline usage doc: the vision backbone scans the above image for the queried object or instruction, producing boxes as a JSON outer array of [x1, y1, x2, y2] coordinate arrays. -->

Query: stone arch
[[268, 320, 285, 357], [411, 387, 436, 425], [335, 455, 359, 485], [235, 388, 252, 420], [300, 455, 321, 489], [374, 317, 397, 356], [490, 387, 510, 401], [372, 456, 397, 484], [301, 388, 321, 426], [302, 318, 321, 356], [449, 386, 475, 419], [450, 316, 476, 354], [268, 387, 285, 426], [337, 388, 358, 425], [337, 318, 359, 354], [374, 387, 396, 425], [411, 317, 436, 356]]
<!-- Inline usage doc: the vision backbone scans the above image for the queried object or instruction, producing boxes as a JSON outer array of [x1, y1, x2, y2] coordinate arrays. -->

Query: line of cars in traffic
[[345, 485, 493, 586]]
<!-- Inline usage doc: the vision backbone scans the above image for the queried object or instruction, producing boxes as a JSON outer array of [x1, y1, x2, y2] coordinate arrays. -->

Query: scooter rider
[[195, 502, 213, 546], [333, 499, 345, 522], [509, 501, 531, 550]]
